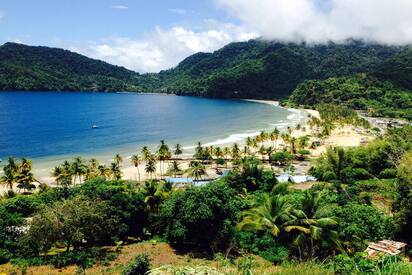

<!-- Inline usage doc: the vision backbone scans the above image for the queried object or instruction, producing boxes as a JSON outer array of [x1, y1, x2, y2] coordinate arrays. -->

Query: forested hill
[[0, 42, 141, 92], [1, 40, 411, 100], [141, 40, 408, 99]]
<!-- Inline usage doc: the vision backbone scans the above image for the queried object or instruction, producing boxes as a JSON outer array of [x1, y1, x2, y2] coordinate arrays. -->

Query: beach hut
[[364, 240, 407, 259]]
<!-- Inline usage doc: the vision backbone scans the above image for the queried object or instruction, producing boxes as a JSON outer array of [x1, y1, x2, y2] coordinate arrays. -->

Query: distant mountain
[[0, 42, 141, 92], [1, 40, 411, 101], [140, 39, 408, 99]]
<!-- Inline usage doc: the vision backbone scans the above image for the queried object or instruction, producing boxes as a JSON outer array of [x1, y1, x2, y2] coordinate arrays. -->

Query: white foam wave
[[182, 131, 260, 150]]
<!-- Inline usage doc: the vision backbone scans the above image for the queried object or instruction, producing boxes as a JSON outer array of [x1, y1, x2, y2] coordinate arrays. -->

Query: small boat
[[91, 124, 99, 129]]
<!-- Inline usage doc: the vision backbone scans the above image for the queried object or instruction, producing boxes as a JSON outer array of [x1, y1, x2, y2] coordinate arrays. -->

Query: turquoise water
[[0, 92, 305, 168]]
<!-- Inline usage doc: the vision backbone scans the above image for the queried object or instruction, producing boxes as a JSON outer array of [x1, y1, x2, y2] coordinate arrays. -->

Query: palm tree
[[194, 142, 204, 160], [174, 144, 183, 158], [284, 191, 342, 257], [16, 158, 36, 192], [131, 154, 141, 181], [71, 157, 86, 185], [114, 154, 123, 166], [141, 180, 169, 214], [0, 157, 19, 191], [98, 164, 112, 179], [85, 158, 100, 180], [237, 194, 294, 237], [231, 143, 241, 160], [168, 160, 182, 178], [145, 155, 157, 179], [157, 140, 171, 178], [141, 146, 151, 165], [187, 161, 207, 183], [110, 162, 122, 180], [214, 147, 223, 159], [270, 128, 280, 150]]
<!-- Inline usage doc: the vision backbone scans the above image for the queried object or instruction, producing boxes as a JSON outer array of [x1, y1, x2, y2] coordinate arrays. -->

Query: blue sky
[[0, 0, 231, 45], [0, 0, 411, 72]]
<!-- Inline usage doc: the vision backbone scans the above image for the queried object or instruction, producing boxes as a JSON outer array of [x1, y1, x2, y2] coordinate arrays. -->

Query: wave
[[183, 131, 260, 150]]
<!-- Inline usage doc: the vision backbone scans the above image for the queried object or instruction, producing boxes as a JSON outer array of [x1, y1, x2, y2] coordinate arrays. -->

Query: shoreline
[[1, 98, 310, 188]]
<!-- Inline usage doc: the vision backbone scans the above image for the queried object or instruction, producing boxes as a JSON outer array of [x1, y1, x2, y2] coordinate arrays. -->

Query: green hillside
[[288, 74, 412, 120], [142, 40, 405, 99], [0, 42, 141, 92]]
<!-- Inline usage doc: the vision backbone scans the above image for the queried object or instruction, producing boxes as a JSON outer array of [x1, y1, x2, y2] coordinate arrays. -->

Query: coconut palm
[[231, 143, 241, 160], [194, 142, 204, 160], [141, 146, 151, 165], [214, 147, 223, 158], [246, 137, 254, 153], [0, 157, 19, 191], [141, 180, 169, 214], [71, 157, 87, 185], [98, 164, 112, 179], [174, 144, 183, 158], [114, 154, 123, 166], [85, 158, 100, 180], [270, 128, 280, 150], [187, 161, 207, 183], [131, 154, 141, 181], [110, 162, 122, 180], [157, 140, 171, 178], [16, 158, 36, 192], [284, 191, 342, 257], [145, 155, 157, 179], [237, 194, 294, 238], [168, 160, 182, 178]]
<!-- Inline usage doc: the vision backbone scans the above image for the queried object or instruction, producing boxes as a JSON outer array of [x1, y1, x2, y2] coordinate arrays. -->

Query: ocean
[[0, 92, 306, 169]]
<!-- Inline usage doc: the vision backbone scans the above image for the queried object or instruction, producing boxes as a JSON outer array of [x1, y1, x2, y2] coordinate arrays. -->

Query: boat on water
[[91, 124, 99, 129]]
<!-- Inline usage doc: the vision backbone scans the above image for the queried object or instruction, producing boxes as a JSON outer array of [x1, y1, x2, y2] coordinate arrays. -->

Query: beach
[[0, 98, 373, 191]]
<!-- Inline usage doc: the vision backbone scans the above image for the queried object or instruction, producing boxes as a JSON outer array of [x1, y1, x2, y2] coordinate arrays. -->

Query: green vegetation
[[289, 74, 412, 120], [0, 42, 141, 92], [2, 40, 411, 102], [0, 126, 411, 273]]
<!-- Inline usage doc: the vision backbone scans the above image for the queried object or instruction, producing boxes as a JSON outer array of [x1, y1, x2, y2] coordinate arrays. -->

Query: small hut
[[365, 240, 407, 259]]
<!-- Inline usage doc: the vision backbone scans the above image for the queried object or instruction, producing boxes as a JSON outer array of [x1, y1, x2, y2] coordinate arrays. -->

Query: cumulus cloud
[[216, 0, 412, 44], [111, 5, 128, 10], [168, 8, 186, 15], [65, 23, 257, 72]]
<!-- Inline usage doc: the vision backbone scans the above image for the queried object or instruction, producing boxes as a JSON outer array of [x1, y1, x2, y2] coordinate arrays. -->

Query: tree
[[71, 157, 87, 184], [110, 162, 122, 180], [270, 152, 293, 166], [131, 154, 141, 181], [141, 146, 151, 165], [187, 161, 207, 183], [114, 154, 123, 166], [160, 182, 241, 250], [232, 143, 241, 160], [24, 196, 113, 254], [284, 192, 342, 257], [174, 144, 183, 158], [0, 157, 19, 191], [168, 161, 182, 178], [157, 140, 171, 178], [270, 128, 280, 150], [237, 194, 293, 238], [145, 155, 157, 179], [16, 158, 36, 192]]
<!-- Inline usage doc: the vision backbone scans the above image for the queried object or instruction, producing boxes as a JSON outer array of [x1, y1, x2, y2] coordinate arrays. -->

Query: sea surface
[[0, 92, 306, 170]]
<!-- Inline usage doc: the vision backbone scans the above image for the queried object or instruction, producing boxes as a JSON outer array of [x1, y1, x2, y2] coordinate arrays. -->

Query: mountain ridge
[[0, 40, 411, 100]]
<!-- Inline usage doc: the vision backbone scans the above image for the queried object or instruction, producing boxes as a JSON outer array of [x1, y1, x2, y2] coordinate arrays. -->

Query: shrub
[[235, 231, 289, 264], [270, 152, 293, 166], [122, 253, 151, 275], [159, 182, 242, 251]]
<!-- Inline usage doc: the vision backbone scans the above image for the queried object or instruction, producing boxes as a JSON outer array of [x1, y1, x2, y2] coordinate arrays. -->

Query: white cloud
[[64, 23, 257, 73], [216, 0, 412, 44], [111, 5, 128, 10], [168, 8, 186, 15]]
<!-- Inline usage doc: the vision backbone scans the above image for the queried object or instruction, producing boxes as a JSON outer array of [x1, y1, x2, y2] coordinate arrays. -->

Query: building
[[365, 240, 407, 259]]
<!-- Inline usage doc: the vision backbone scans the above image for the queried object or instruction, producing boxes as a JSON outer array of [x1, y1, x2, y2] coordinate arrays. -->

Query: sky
[[1, 0, 412, 73]]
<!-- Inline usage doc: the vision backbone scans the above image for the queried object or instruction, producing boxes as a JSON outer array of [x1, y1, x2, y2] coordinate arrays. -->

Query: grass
[[0, 242, 333, 275]]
